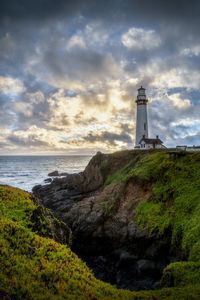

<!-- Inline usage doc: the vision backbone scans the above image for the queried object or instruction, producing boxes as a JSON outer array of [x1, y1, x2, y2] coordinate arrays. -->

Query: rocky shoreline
[[33, 150, 180, 291]]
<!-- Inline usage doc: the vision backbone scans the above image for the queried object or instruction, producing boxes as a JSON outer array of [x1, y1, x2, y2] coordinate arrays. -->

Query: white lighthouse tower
[[135, 86, 148, 147]]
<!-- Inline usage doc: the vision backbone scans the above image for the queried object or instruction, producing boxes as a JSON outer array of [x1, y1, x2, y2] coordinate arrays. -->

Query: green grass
[[161, 261, 200, 288], [132, 151, 200, 292], [0, 219, 133, 300], [134, 152, 200, 260], [1, 213, 200, 300], [104, 154, 142, 186], [0, 185, 69, 242]]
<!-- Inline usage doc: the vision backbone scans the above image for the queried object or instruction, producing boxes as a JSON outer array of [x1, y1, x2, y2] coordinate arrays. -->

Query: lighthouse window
[[144, 123, 146, 130]]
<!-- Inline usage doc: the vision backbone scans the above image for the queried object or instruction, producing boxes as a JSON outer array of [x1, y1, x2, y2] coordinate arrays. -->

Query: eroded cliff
[[33, 149, 200, 291]]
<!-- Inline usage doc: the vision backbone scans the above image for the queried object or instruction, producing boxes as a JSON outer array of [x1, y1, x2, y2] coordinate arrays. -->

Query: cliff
[[1, 149, 200, 299], [33, 149, 200, 293]]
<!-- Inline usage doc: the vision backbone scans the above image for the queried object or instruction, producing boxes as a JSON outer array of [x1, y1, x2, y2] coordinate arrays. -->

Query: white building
[[139, 135, 166, 149], [135, 86, 148, 147]]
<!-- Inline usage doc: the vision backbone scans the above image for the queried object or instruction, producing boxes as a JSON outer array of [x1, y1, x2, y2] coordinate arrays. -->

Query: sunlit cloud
[[181, 45, 200, 56], [167, 93, 192, 109], [67, 35, 86, 50], [0, 76, 25, 95], [121, 27, 161, 50]]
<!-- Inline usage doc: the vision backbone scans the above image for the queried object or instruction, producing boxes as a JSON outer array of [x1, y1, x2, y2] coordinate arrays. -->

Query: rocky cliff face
[[33, 150, 179, 290]]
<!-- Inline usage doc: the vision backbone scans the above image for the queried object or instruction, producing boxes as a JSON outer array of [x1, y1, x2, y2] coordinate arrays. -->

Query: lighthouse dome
[[138, 86, 145, 95]]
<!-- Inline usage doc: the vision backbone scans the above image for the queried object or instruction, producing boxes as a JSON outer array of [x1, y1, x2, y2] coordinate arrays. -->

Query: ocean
[[0, 156, 92, 192]]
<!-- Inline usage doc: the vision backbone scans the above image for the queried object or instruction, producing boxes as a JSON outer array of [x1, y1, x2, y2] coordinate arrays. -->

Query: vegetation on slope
[[1, 149, 200, 299], [104, 150, 200, 293], [134, 152, 200, 259], [0, 185, 135, 299]]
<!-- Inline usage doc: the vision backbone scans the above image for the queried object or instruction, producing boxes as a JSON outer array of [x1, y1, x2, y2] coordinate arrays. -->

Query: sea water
[[0, 156, 92, 192]]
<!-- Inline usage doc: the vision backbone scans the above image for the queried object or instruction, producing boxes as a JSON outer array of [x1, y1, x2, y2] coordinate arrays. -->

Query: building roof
[[139, 137, 163, 144], [138, 86, 145, 90]]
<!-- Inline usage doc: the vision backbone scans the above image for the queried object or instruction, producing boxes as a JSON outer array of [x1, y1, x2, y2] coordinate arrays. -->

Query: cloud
[[0, 76, 25, 95], [1, 1, 200, 30], [43, 49, 122, 84], [150, 66, 200, 90], [84, 22, 109, 47], [67, 35, 86, 50], [82, 131, 132, 146], [167, 93, 192, 109], [122, 27, 161, 50], [148, 91, 200, 146], [11, 91, 53, 129], [6, 126, 61, 148], [0, 0, 86, 23], [181, 45, 200, 57], [0, 33, 15, 59], [7, 134, 50, 147]]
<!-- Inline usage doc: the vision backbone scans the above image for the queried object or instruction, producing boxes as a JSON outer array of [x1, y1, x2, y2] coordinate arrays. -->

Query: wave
[[3, 173, 32, 178]]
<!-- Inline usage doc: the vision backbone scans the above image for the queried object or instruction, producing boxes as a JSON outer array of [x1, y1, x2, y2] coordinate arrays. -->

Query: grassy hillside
[[104, 150, 200, 292], [105, 150, 200, 261], [1, 150, 200, 299]]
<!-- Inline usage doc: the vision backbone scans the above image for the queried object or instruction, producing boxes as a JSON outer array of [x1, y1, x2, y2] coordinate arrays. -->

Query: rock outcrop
[[33, 150, 178, 290], [48, 170, 69, 177]]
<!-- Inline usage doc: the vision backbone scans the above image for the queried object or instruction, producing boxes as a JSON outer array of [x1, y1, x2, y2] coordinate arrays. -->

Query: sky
[[0, 0, 200, 155]]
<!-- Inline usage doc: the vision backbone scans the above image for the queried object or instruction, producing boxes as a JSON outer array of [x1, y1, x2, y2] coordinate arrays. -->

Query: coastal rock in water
[[48, 170, 69, 177], [48, 170, 59, 176], [59, 172, 69, 176], [44, 178, 52, 183]]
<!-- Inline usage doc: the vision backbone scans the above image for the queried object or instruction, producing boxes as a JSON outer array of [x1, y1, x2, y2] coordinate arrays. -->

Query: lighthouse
[[135, 86, 148, 147]]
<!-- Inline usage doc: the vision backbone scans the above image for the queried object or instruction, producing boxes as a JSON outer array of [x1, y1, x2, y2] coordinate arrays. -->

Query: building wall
[[140, 141, 163, 149], [144, 143, 153, 149], [135, 104, 148, 146], [186, 147, 200, 151], [176, 146, 200, 151]]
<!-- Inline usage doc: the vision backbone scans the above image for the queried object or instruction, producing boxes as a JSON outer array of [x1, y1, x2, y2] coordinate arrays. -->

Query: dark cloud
[[74, 113, 97, 126], [0, 141, 9, 147], [11, 94, 53, 130], [83, 131, 132, 146], [1, 0, 200, 26], [0, 0, 84, 23], [0, 92, 17, 128], [7, 134, 50, 147], [80, 90, 111, 109], [42, 48, 119, 82], [117, 123, 134, 135]]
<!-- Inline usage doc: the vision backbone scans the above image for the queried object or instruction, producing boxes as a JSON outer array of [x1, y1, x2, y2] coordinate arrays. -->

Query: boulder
[[137, 259, 156, 274], [44, 178, 52, 183], [59, 172, 69, 176], [48, 170, 59, 176]]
